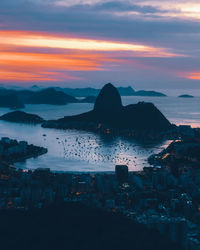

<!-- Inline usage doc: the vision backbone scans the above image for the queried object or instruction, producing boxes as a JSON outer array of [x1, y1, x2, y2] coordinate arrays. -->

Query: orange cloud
[[0, 51, 119, 82], [0, 30, 178, 57], [185, 72, 200, 80], [0, 52, 105, 71], [0, 70, 80, 82], [0, 30, 180, 83]]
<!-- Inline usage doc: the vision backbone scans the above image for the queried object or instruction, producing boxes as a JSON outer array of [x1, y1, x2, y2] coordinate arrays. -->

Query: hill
[[56, 86, 166, 97], [0, 111, 44, 124], [0, 94, 24, 109], [133, 90, 166, 97], [43, 83, 172, 132], [0, 202, 181, 250], [0, 88, 78, 106], [18, 88, 78, 105]]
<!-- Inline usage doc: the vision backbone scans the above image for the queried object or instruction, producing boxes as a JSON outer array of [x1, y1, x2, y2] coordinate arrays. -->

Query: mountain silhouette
[[94, 83, 122, 112], [43, 83, 172, 131]]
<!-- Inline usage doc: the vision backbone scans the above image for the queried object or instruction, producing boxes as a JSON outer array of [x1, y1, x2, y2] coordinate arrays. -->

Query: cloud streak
[[0, 30, 180, 83], [0, 30, 179, 56]]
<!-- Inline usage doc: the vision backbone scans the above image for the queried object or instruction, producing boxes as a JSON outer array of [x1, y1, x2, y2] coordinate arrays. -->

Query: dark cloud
[[92, 1, 163, 14], [1, 0, 200, 48]]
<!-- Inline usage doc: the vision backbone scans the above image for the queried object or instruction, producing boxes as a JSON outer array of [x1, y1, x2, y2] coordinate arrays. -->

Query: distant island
[[42, 83, 172, 135], [0, 111, 44, 124], [132, 90, 166, 97], [0, 88, 98, 109], [178, 94, 194, 98]]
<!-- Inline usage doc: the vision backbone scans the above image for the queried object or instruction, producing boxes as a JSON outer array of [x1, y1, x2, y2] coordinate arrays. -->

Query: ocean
[[0, 96, 199, 172]]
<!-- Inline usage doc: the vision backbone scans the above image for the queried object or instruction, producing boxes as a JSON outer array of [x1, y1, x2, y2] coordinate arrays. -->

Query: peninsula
[[42, 83, 172, 135], [0, 88, 78, 106], [0, 137, 47, 164]]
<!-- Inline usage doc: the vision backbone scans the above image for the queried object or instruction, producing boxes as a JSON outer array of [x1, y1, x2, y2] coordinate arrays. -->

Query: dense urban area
[[1, 123, 200, 249]]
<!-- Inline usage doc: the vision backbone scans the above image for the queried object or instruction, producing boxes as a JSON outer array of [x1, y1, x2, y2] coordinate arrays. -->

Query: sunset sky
[[1, 0, 200, 91]]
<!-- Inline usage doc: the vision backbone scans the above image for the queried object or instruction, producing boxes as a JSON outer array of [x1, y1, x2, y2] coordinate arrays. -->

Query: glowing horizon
[[186, 72, 200, 80]]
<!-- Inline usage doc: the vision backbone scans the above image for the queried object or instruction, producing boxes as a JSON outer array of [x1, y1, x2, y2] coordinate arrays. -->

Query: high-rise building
[[115, 165, 128, 184]]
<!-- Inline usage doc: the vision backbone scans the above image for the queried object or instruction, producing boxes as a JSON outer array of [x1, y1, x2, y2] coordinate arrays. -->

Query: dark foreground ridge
[[42, 83, 172, 133], [0, 111, 45, 124], [0, 202, 181, 250]]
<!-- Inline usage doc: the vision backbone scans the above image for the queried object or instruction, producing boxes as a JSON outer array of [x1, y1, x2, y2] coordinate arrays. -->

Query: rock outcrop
[[42, 83, 172, 132], [94, 83, 122, 112]]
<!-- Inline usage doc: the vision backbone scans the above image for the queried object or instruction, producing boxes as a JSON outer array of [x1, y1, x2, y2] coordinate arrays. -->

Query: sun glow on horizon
[[186, 72, 200, 80]]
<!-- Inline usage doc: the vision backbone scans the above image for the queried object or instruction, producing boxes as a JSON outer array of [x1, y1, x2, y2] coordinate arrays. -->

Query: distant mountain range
[[26, 85, 166, 97], [0, 85, 167, 109], [1, 83, 172, 133], [0, 88, 96, 109], [178, 94, 194, 98], [53, 86, 167, 97], [0, 111, 44, 124]]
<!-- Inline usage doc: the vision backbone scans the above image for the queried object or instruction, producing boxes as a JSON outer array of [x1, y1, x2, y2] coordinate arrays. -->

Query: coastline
[[10, 147, 48, 164]]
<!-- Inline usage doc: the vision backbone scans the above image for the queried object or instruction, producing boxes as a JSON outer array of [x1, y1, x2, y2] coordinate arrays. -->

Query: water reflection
[[0, 120, 169, 172]]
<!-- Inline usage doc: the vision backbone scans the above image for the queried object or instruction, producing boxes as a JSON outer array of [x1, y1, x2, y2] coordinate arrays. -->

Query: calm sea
[[0, 96, 199, 172]]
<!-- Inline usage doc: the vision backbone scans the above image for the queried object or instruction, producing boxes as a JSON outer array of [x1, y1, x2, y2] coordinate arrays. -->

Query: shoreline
[[10, 148, 48, 164], [1, 135, 200, 248]]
